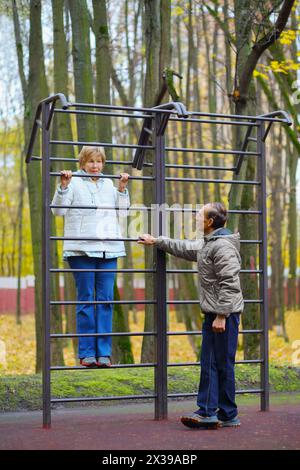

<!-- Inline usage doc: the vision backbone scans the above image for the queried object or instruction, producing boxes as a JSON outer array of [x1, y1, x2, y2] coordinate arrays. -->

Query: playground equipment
[[26, 93, 292, 428]]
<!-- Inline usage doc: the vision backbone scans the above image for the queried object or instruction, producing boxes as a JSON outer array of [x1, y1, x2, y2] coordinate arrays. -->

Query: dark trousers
[[197, 313, 240, 421]]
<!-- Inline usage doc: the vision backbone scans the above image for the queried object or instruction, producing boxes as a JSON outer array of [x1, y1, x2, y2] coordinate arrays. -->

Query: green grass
[[1, 364, 300, 412]]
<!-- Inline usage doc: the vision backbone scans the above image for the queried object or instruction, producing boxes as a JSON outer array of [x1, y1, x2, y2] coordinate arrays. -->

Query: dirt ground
[[1, 399, 300, 451]]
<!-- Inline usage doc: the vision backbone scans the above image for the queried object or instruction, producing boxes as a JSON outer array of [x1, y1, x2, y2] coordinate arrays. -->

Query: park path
[[1, 400, 300, 450]]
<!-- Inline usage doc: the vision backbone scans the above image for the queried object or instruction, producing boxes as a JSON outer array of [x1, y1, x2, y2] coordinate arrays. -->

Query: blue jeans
[[197, 313, 240, 421], [67, 256, 117, 359]]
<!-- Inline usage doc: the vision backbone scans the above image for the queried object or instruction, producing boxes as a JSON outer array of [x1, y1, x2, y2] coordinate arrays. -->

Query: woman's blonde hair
[[78, 146, 106, 168]]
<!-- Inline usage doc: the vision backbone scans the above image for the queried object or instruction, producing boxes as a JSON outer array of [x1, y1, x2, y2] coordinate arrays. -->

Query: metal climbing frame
[[26, 94, 292, 428]]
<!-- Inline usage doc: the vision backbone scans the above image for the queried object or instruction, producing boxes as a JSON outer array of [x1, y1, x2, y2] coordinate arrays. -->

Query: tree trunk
[[52, 0, 77, 361], [223, 0, 234, 115], [25, 0, 49, 372], [16, 141, 25, 325], [256, 62, 299, 313], [13, 0, 68, 368], [228, 0, 259, 359], [269, 128, 287, 339], [288, 143, 298, 310], [92, 0, 134, 363], [68, 0, 95, 142], [218, 0, 294, 360], [202, 5, 220, 200], [121, 0, 140, 332], [287, 7, 299, 311], [92, 0, 112, 152]]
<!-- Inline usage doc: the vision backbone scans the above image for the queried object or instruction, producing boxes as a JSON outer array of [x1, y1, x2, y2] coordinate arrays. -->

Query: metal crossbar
[[50, 205, 262, 214], [49, 236, 263, 244], [50, 140, 155, 150], [49, 329, 262, 338], [49, 172, 153, 181], [25, 93, 292, 428], [49, 299, 261, 306]]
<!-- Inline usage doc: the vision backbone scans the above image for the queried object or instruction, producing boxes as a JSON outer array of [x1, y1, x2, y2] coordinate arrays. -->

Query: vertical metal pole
[[154, 113, 168, 420], [42, 102, 52, 428], [257, 121, 269, 411]]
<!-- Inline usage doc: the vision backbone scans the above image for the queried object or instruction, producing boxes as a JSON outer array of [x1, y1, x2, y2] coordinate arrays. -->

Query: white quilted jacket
[[51, 171, 130, 253]]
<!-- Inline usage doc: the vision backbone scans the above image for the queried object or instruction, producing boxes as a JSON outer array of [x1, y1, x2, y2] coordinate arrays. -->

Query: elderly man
[[138, 202, 244, 429]]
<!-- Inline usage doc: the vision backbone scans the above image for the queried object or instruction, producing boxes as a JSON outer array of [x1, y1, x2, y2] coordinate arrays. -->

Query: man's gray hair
[[206, 202, 228, 229]]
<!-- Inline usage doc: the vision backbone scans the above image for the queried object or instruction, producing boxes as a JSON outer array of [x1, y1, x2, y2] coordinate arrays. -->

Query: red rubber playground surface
[[1, 399, 300, 450]]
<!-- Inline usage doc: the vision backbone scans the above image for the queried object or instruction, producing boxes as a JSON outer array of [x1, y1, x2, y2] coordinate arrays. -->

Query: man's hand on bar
[[137, 234, 157, 245]]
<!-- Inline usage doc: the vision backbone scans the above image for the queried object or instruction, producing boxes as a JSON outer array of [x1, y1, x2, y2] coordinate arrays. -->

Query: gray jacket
[[155, 227, 244, 317]]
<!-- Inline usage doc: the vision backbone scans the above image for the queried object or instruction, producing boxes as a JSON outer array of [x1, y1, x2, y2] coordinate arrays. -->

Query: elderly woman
[[52, 146, 130, 368]]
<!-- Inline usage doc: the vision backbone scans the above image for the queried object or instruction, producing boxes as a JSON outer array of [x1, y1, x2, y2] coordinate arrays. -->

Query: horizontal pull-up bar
[[51, 394, 157, 404], [50, 268, 261, 274], [168, 360, 263, 366], [169, 389, 263, 399], [164, 208, 262, 214], [49, 360, 262, 372], [50, 390, 265, 404], [32, 155, 154, 166], [166, 269, 263, 274], [165, 177, 260, 185], [49, 205, 262, 215], [166, 163, 235, 171], [50, 329, 262, 339], [49, 204, 152, 210], [167, 329, 263, 336], [51, 364, 155, 371], [54, 108, 152, 120], [46, 268, 145, 274], [50, 299, 263, 306], [50, 157, 151, 166], [49, 236, 262, 244], [167, 299, 263, 304], [49, 266, 262, 275], [169, 117, 259, 126], [51, 332, 155, 338], [50, 300, 156, 305], [68, 101, 188, 118], [50, 172, 153, 181], [50, 140, 154, 150], [50, 236, 140, 241], [189, 110, 292, 124], [165, 146, 259, 155]]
